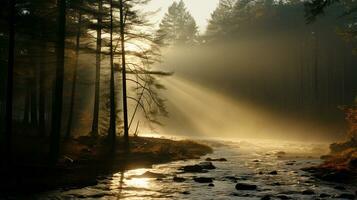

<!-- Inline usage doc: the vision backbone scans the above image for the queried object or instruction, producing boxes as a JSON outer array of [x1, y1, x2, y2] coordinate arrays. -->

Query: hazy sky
[[143, 0, 220, 33]]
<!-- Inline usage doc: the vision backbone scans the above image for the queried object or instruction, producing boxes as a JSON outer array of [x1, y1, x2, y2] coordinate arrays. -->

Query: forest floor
[[0, 135, 212, 195]]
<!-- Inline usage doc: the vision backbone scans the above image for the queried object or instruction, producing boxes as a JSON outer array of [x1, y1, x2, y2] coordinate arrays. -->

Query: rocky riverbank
[[0, 136, 212, 195]]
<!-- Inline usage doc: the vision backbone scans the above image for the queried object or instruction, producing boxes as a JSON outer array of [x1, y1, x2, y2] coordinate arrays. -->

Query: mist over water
[[154, 76, 340, 142]]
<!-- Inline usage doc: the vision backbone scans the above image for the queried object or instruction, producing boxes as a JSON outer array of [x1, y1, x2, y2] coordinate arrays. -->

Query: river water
[[35, 139, 356, 200]]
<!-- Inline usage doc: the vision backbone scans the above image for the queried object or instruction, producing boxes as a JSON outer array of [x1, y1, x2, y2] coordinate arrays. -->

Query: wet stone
[[180, 165, 205, 173], [130, 171, 166, 179], [269, 171, 278, 175], [336, 193, 355, 199], [277, 195, 291, 199], [302, 189, 315, 195], [193, 177, 213, 183], [182, 191, 190, 195], [235, 183, 257, 190], [173, 176, 186, 182], [205, 157, 227, 162], [198, 162, 216, 170], [319, 193, 331, 198], [261, 195, 271, 200]]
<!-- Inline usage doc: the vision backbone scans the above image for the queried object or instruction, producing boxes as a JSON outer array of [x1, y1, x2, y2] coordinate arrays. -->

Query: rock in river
[[336, 193, 355, 199], [205, 157, 227, 162], [235, 183, 257, 190], [130, 171, 166, 179], [193, 177, 213, 183], [302, 189, 315, 195], [173, 176, 186, 182], [198, 161, 216, 169], [180, 165, 205, 173], [269, 170, 278, 175]]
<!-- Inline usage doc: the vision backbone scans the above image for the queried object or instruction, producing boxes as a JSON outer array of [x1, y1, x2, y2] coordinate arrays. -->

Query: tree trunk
[[4, 0, 15, 165], [30, 70, 38, 127], [50, 0, 66, 164], [23, 84, 30, 125], [39, 46, 46, 137], [119, 0, 129, 150], [92, 0, 103, 137], [108, 0, 116, 151], [66, 12, 82, 139]]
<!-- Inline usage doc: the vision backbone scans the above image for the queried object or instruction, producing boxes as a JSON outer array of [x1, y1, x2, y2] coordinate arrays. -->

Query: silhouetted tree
[[156, 0, 198, 46], [50, 0, 67, 164]]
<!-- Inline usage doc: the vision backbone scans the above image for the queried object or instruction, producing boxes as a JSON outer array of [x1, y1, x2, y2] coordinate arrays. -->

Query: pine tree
[[156, 0, 198, 46]]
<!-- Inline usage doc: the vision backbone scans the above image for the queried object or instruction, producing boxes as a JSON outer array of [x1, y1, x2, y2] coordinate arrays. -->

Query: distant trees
[[156, 0, 198, 46], [192, 0, 357, 124]]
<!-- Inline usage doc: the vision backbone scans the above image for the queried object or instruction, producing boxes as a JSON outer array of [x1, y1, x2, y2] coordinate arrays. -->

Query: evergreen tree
[[206, 0, 236, 40], [156, 0, 198, 46]]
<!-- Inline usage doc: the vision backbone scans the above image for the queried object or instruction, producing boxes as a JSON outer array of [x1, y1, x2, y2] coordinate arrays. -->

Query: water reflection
[[37, 140, 357, 200]]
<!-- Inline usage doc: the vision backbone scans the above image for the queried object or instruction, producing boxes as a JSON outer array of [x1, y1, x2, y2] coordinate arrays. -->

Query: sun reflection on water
[[126, 178, 151, 188]]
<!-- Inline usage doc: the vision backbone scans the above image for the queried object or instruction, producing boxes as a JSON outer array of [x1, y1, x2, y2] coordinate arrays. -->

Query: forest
[[0, 0, 357, 199]]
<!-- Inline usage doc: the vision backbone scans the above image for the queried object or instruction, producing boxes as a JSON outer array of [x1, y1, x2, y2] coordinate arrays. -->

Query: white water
[[34, 140, 357, 199]]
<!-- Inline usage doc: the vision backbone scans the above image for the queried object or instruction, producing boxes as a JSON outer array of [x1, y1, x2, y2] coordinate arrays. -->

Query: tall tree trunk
[[108, 0, 116, 151], [23, 84, 30, 124], [30, 70, 38, 127], [313, 33, 319, 104], [39, 46, 46, 137], [119, 0, 129, 149], [66, 12, 82, 139], [4, 0, 15, 165], [92, 0, 103, 136], [50, 0, 66, 164]]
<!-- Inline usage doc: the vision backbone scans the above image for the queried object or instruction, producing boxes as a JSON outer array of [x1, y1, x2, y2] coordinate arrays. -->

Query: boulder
[[208, 183, 215, 187], [180, 165, 205, 173], [193, 177, 213, 183], [235, 183, 257, 190], [198, 162, 216, 169]]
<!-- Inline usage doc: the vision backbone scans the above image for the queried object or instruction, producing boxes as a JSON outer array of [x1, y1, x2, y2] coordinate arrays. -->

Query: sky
[[142, 0, 220, 33]]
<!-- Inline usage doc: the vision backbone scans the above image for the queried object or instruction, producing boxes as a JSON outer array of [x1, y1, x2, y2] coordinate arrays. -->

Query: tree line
[[0, 0, 168, 165]]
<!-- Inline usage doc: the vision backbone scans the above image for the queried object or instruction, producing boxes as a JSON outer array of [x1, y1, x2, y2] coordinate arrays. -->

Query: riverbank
[[303, 138, 357, 183], [0, 136, 212, 195]]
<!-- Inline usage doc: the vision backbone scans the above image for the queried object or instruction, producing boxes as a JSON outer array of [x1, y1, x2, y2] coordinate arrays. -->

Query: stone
[[173, 176, 185, 182], [269, 170, 278, 175], [193, 177, 213, 183], [131, 171, 165, 179], [198, 162, 216, 169], [336, 193, 355, 199], [302, 189, 315, 195], [235, 183, 257, 190], [208, 183, 214, 187], [319, 193, 330, 198], [180, 165, 204, 173], [205, 157, 227, 162], [261, 195, 271, 200], [277, 195, 291, 199]]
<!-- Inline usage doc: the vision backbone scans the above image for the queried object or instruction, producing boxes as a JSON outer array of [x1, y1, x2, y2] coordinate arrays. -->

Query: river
[[34, 139, 357, 199]]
